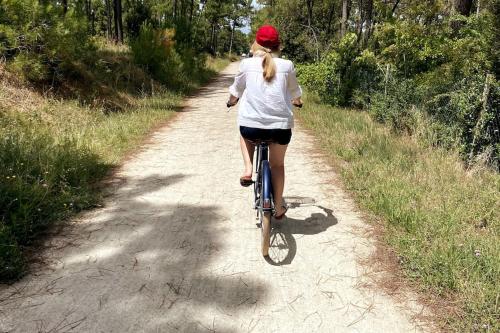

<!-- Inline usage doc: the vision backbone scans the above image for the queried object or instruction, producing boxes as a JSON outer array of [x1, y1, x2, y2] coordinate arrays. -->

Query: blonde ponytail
[[251, 41, 278, 82], [262, 52, 276, 82]]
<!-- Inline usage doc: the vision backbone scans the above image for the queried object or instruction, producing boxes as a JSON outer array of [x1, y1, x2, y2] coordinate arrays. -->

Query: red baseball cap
[[256, 25, 280, 49]]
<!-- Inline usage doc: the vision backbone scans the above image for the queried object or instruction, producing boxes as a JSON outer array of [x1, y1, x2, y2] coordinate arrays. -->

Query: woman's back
[[229, 56, 302, 130]]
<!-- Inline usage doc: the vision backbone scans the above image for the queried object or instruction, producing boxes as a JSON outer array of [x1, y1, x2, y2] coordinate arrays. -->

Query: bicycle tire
[[261, 212, 271, 257], [260, 160, 273, 257]]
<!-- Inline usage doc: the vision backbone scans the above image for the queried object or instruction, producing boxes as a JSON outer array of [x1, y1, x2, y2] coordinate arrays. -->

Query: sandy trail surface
[[0, 63, 427, 332]]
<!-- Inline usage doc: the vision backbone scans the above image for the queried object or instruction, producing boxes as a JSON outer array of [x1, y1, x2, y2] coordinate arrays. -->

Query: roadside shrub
[[131, 25, 184, 87], [298, 34, 381, 107], [351, 50, 382, 108], [370, 76, 420, 134], [425, 74, 500, 168], [296, 62, 330, 100]]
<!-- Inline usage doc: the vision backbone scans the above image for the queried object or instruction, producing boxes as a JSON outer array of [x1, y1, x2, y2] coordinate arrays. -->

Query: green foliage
[[131, 24, 184, 86], [131, 24, 212, 90], [425, 74, 500, 166], [373, 19, 450, 76], [294, 6, 498, 168], [298, 33, 381, 107], [370, 76, 420, 134], [0, 0, 94, 82], [125, 1, 152, 38]]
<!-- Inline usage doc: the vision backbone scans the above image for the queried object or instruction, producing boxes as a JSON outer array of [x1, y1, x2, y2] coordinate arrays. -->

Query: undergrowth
[[297, 93, 499, 332]]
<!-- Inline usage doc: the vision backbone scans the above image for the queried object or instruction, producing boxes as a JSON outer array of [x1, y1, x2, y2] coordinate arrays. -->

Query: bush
[[425, 74, 500, 168], [351, 50, 382, 108], [370, 76, 420, 134], [131, 25, 184, 87], [131, 24, 210, 90], [297, 34, 381, 107]]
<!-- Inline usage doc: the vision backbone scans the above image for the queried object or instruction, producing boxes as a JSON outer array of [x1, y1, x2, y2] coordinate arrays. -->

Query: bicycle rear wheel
[[261, 212, 271, 257]]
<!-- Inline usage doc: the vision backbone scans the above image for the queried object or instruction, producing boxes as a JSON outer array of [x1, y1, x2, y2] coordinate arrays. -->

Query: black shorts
[[240, 126, 292, 145]]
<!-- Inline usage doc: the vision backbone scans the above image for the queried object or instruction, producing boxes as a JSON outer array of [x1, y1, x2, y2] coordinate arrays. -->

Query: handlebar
[[226, 98, 239, 108], [227, 99, 303, 109]]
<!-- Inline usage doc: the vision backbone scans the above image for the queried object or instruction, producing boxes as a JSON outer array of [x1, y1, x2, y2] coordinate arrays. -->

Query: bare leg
[[269, 143, 288, 216], [240, 136, 255, 178]]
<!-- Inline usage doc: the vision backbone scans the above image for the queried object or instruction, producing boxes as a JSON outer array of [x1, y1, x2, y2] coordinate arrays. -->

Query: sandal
[[240, 176, 253, 187], [274, 206, 288, 220]]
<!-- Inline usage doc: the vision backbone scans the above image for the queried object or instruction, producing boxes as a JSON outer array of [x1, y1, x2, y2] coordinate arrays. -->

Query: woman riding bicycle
[[228, 25, 303, 220]]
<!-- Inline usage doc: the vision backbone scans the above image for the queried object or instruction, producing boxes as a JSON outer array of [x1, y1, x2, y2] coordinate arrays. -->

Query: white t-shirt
[[228, 56, 302, 129]]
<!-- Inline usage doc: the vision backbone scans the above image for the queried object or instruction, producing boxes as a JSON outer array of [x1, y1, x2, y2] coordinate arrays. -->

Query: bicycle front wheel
[[261, 212, 271, 257]]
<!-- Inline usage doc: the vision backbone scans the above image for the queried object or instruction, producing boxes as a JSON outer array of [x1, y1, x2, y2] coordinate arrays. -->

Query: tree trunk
[[306, 0, 314, 27], [62, 0, 67, 14], [106, 0, 112, 40], [229, 20, 235, 57], [113, 0, 123, 43], [210, 23, 216, 55], [356, 0, 363, 38], [190, 0, 195, 23], [91, 8, 95, 35], [340, 0, 351, 38], [85, 0, 90, 20], [454, 0, 473, 16], [392, 0, 401, 15], [326, 3, 335, 36], [363, 0, 373, 44]]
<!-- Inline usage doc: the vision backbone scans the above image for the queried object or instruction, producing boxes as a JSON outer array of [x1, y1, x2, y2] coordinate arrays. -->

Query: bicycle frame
[[254, 142, 274, 216]]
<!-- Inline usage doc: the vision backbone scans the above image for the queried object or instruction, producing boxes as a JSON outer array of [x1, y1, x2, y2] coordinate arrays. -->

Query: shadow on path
[[265, 197, 338, 266], [0, 172, 268, 332]]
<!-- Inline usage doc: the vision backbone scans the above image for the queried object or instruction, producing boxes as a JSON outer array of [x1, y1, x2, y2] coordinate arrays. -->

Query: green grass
[[297, 93, 499, 332], [206, 56, 232, 73]]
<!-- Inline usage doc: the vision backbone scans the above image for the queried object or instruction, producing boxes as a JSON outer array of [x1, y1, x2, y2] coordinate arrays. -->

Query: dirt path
[[0, 63, 428, 332]]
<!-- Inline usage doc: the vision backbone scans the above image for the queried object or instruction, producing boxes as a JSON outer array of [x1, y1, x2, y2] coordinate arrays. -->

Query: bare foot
[[274, 205, 287, 217]]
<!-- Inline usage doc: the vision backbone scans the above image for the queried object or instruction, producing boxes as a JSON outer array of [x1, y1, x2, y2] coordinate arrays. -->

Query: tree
[[228, 0, 252, 56]]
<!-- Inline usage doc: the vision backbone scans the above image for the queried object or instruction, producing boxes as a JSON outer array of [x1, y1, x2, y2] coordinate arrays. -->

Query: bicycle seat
[[248, 139, 275, 145]]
